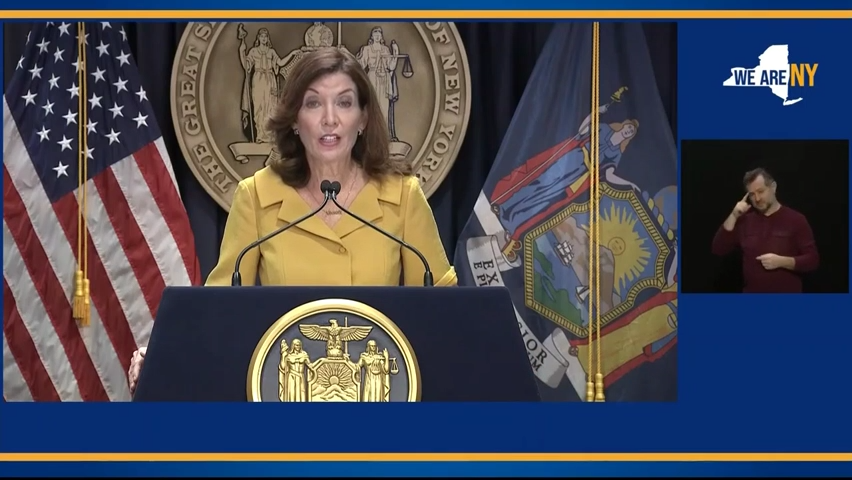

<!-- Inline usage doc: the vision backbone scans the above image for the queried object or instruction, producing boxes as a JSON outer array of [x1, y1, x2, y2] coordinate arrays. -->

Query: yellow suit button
[[339, 246, 347, 254]]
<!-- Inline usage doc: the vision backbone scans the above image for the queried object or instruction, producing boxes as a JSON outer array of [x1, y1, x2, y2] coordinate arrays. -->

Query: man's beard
[[756, 199, 774, 212]]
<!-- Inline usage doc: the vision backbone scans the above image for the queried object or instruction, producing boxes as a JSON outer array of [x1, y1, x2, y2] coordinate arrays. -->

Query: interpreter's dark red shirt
[[711, 205, 819, 293]]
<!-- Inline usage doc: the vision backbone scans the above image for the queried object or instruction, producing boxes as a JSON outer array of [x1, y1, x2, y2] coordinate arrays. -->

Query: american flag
[[3, 22, 201, 401]]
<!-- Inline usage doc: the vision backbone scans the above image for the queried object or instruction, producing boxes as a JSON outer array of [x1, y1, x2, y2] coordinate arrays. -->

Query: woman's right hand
[[128, 347, 147, 395]]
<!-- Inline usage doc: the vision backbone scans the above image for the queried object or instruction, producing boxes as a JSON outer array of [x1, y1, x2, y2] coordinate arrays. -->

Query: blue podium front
[[133, 286, 540, 402]]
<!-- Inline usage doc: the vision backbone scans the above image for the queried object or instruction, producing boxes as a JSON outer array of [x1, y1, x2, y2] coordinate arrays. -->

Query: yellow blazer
[[205, 166, 457, 287]]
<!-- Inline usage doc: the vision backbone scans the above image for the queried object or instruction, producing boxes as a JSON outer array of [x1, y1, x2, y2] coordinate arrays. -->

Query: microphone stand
[[327, 181, 434, 287], [231, 181, 333, 286]]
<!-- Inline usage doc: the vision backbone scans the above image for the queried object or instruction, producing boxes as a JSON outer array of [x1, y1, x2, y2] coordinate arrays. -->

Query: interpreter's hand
[[732, 194, 751, 218], [756, 253, 784, 270], [128, 347, 147, 395]]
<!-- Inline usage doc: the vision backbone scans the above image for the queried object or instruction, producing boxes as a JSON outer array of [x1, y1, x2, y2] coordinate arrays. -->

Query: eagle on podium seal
[[247, 299, 421, 402], [170, 21, 471, 211]]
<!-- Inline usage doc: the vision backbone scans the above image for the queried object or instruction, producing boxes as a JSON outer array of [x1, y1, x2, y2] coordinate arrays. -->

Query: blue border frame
[[2, 459, 852, 476], [2, 8, 852, 477]]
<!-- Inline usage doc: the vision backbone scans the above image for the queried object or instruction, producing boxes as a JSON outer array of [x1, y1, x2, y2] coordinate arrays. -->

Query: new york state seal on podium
[[247, 299, 421, 402]]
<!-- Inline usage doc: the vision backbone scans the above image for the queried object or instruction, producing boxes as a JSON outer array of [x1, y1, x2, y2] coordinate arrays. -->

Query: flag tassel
[[72, 270, 87, 322], [73, 22, 91, 327]]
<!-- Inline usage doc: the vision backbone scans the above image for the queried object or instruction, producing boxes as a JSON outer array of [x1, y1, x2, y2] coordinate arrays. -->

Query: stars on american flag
[[13, 22, 156, 189]]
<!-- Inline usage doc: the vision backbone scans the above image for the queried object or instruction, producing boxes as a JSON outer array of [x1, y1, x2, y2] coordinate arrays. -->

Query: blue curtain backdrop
[[3, 21, 677, 280]]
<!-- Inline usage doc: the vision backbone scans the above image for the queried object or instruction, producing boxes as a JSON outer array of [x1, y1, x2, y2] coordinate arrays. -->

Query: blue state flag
[[454, 23, 678, 401]]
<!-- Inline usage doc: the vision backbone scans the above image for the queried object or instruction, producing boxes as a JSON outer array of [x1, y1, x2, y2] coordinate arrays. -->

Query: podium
[[133, 286, 541, 402]]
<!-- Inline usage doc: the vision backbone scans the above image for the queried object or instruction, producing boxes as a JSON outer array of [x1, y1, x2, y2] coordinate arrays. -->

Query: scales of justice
[[277, 316, 401, 402]]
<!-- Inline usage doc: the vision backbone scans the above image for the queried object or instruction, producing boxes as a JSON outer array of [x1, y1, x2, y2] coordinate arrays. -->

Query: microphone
[[327, 180, 434, 287], [231, 180, 334, 286]]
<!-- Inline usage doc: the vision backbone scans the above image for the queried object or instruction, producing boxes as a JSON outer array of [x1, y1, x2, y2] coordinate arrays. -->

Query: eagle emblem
[[299, 319, 373, 358]]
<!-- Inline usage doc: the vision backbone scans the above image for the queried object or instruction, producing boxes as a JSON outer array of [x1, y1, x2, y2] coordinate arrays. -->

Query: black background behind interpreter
[[680, 139, 849, 293]]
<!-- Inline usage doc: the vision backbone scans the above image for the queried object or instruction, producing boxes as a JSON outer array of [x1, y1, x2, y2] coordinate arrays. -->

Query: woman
[[128, 48, 457, 393]]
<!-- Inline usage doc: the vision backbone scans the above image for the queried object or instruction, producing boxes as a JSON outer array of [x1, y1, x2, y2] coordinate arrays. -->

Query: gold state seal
[[170, 22, 472, 211], [247, 299, 421, 402]]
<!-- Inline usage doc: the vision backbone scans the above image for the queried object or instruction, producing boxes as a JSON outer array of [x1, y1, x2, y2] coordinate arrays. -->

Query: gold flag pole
[[592, 22, 606, 402], [72, 22, 91, 327]]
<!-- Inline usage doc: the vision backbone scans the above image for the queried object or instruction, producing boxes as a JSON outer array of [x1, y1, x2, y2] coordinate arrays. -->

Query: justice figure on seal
[[128, 47, 456, 394], [358, 339, 392, 402]]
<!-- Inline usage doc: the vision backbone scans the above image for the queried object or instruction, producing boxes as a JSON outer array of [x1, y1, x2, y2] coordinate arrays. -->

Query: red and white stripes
[[3, 100, 200, 401]]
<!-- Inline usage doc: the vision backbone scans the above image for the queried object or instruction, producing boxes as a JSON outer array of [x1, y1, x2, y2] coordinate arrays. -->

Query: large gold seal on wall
[[170, 22, 472, 211], [247, 299, 421, 402]]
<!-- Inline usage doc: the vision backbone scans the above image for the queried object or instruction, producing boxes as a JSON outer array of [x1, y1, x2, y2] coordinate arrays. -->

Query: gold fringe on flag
[[72, 22, 91, 327], [586, 22, 605, 402]]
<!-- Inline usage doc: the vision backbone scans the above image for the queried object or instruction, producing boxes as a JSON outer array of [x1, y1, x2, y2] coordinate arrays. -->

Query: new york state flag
[[454, 23, 679, 401]]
